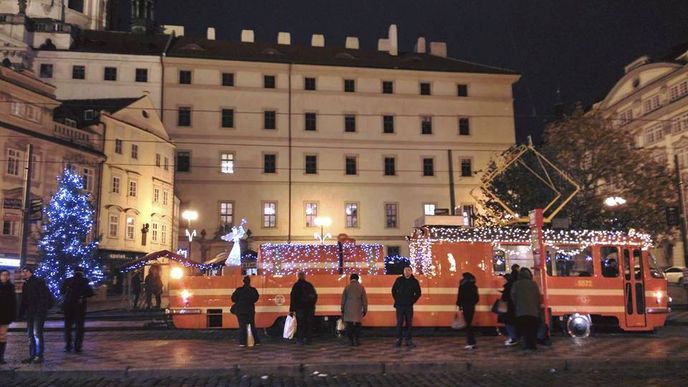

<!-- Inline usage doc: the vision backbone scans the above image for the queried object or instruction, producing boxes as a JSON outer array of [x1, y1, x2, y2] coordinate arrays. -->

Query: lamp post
[[603, 196, 626, 231], [313, 216, 332, 244], [181, 210, 198, 258]]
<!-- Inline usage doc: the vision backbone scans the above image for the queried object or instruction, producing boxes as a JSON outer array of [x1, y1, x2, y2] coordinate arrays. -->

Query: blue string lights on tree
[[35, 167, 104, 297]]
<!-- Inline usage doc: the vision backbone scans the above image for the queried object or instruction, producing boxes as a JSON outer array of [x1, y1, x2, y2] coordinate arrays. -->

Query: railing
[[53, 122, 97, 148]]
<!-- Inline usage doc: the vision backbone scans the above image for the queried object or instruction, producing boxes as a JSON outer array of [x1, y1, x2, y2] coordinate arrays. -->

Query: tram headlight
[[655, 291, 664, 304], [180, 289, 192, 304], [170, 267, 184, 280]]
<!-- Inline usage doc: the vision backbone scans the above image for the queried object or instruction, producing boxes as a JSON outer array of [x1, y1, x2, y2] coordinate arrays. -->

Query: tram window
[[633, 250, 643, 281], [546, 247, 593, 277], [623, 249, 631, 281], [601, 246, 620, 278], [648, 253, 664, 279], [493, 250, 507, 274]]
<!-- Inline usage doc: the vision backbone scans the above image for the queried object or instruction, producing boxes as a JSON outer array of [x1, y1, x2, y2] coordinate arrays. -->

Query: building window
[[304, 77, 316, 90], [104, 67, 117, 81], [82, 168, 94, 191], [108, 214, 119, 238], [460, 158, 473, 177], [344, 79, 355, 92], [677, 148, 688, 169], [220, 201, 234, 225], [111, 176, 120, 194], [421, 116, 433, 134], [384, 157, 396, 176], [130, 144, 138, 159], [345, 156, 357, 175], [176, 151, 190, 172], [382, 81, 394, 94], [161, 224, 167, 244], [459, 117, 470, 135], [155, 153, 161, 167], [263, 202, 277, 228], [305, 155, 317, 174], [457, 84, 468, 97], [128, 180, 137, 197], [135, 68, 148, 82], [345, 203, 359, 228], [263, 154, 276, 174], [462, 204, 475, 227], [125, 216, 135, 240], [264, 75, 276, 89], [344, 114, 356, 132], [305, 202, 318, 227], [618, 109, 633, 126], [153, 187, 160, 203], [424, 203, 436, 216], [39, 64, 53, 78], [387, 246, 401, 257], [645, 124, 665, 145], [164, 157, 169, 171], [305, 112, 317, 131], [177, 107, 191, 126], [2, 220, 17, 236], [423, 158, 434, 176], [179, 70, 192, 84], [264, 110, 276, 129], [151, 222, 158, 243], [10, 101, 25, 118], [115, 139, 123, 154], [6, 148, 21, 176], [220, 153, 235, 174], [420, 82, 431, 95], [72, 65, 85, 80], [383, 115, 395, 134], [670, 80, 688, 102], [385, 203, 398, 228], [643, 95, 660, 114], [162, 191, 169, 206], [221, 109, 234, 128], [222, 72, 234, 86], [672, 112, 688, 134]]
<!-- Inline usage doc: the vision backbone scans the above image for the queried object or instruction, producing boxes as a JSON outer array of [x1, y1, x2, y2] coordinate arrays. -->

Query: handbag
[[230, 304, 237, 314], [283, 314, 297, 339], [451, 309, 466, 330], [336, 318, 346, 332], [491, 299, 508, 314], [247, 324, 255, 347]]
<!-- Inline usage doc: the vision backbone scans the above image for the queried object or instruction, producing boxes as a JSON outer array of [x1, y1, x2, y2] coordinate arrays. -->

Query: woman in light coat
[[341, 273, 368, 346]]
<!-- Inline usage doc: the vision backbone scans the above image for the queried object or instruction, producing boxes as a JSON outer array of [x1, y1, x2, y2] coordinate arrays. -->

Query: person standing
[[231, 276, 260, 347], [391, 266, 421, 348], [456, 272, 479, 350], [144, 266, 163, 309], [340, 273, 368, 346], [131, 272, 142, 310], [511, 268, 541, 350], [500, 271, 520, 346], [61, 267, 94, 353], [0, 269, 16, 364], [18, 266, 53, 364], [289, 272, 318, 344]]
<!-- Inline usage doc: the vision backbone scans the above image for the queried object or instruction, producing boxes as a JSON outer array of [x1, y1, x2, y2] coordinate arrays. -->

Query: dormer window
[[84, 109, 95, 121]]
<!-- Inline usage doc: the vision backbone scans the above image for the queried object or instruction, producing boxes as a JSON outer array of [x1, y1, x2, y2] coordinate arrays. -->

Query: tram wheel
[[565, 313, 592, 338]]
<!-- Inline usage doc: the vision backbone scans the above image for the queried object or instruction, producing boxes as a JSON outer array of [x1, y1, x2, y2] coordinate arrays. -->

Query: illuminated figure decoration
[[447, 253, 457, 272], [222, 219, 248, 266]]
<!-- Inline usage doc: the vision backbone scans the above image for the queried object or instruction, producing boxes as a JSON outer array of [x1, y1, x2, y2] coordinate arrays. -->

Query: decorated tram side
[[168, 222, 669, 335]]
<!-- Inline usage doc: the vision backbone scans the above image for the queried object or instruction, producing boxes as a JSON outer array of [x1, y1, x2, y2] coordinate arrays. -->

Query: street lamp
[[604, 196, 627, 207], [181, 210, 198, 258], [313, 216, 332, 244]]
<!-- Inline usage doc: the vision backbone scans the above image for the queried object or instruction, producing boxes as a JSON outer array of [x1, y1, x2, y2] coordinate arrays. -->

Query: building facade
[[593, 46, 688, 267], [0, 64, 104, 269]]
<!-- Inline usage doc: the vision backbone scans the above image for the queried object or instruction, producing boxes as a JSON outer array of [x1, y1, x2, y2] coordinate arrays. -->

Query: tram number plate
[[576, 279, 593, 288]]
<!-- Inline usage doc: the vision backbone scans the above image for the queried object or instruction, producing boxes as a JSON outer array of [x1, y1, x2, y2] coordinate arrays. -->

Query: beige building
[[163, 27, 520, 259], [0, 64, 104, 268], [593, 44, 688, 267], [55, 95, 176, 291]]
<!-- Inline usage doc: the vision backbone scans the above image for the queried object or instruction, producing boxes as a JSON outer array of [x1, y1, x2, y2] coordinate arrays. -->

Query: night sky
[[149, 0, 688, 143]]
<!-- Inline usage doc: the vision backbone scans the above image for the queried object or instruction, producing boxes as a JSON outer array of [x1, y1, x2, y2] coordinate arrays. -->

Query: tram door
[[622, 248, 647, 328]]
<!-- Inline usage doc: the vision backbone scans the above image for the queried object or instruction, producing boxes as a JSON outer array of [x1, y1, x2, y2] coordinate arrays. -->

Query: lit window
[[424, 203, 436, 216], [125, 216, 135, 240], [345, 203, 358, 228], [305, 202, 318, 227], [108, 214, 119, 238], [385, 203, 398, 228], [263, 202, 277, 228], [220, 153, 235, 174], [220, 202, 234, 225], [462, 204, 474, 227]]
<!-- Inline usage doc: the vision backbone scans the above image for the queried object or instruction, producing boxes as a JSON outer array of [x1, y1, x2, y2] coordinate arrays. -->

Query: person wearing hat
[[341, 273, 368, 346], [18, 266, 53, 363], [231, 276, 260, 347], [61, 266, 94, 353]]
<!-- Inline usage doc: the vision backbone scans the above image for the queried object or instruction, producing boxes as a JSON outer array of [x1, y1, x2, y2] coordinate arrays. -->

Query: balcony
[[53, 122, 98, 148]]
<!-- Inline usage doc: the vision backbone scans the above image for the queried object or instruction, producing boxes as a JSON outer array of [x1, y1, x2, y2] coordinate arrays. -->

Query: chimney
[[345, 36, 359, 50], [277, 32, 291, 45], [429, 42, 447, 58], [414, 37, 426, 54], [241, 29, 255, 43], [207, 27, 216, 40], [311, 34, 325, 47], [377, 38, 390, 52], [388, 24, 398, 56]]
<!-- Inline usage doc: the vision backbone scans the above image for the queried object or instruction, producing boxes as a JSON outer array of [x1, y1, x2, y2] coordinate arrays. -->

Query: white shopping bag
[[247, 323, 255, 347], [283, 314, 297, 339], [336, 318, 346, 332]]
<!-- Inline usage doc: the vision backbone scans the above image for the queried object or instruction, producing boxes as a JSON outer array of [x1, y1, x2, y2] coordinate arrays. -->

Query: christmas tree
[[35, 167, 104, 296]]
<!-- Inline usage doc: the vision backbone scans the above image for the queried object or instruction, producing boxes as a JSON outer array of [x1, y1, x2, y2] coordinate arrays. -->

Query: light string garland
[[119, 250, 222, 274], [259, 243, 384, 276]]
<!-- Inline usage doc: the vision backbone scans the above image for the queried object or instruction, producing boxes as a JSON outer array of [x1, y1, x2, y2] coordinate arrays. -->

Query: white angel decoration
[[221, 219, 248, 266]]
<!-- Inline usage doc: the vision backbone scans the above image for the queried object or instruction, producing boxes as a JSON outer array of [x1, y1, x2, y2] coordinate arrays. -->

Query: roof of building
[[167, 36, 518, 75], [54, 97, 141, 128], [662, 41, 688, 63], [67, 30, 171, 55]]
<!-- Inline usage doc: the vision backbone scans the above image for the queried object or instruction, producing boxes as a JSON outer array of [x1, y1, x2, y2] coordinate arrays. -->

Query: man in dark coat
[[131, 272, 142, 310], [511, 268, 541, 350], [0, 269, 17, 364], [341, 273, 368, 346], [289, 272, 318, 344], [457, 272, 479, 350], [231, 276, 260, 347], [144, 266, 163, 309], [500, 271, 520, 346], [19, 266, 53, 364], [61, 266, 94, 353], [391, 266, 421, 347]]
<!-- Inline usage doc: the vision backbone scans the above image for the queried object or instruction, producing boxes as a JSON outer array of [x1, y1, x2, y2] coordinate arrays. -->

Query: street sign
[[666, 206, 680, 227], [3, 198, 21, 209]]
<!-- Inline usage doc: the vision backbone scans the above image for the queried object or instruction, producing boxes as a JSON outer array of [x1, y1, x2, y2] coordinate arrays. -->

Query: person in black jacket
[[131, 272, 142, 310], [391, 266, 421, 348], [19, 266, 53, 364], [61, 267, 94, 353], [499, 271, 520, 346], [231, 276, 260, 347], [457, 272, 479, 350], [289, 272, 318, 344], [0, 269, 16, 364]]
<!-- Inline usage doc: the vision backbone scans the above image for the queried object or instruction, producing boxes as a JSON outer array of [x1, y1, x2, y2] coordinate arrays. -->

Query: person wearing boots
[[231, 276, 260, 347], [341, 273, 368, 346], [0, 269, 16, 364], [61, 266, 94, 353], [18, 266, 53, 364], [391, 266, 422, 348]]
